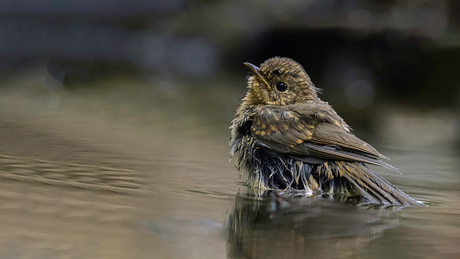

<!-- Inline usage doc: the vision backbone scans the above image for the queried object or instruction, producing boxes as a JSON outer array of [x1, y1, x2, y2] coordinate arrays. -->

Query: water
[[0, 73, 458, 258]]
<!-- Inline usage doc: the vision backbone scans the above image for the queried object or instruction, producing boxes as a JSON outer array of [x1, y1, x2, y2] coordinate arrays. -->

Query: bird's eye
[[276, 82, 288, 92]]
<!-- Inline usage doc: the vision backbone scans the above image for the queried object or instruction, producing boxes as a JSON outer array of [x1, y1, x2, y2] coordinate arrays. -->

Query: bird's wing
[[309, 123, 384, 158], [252, 105, 401, 172]]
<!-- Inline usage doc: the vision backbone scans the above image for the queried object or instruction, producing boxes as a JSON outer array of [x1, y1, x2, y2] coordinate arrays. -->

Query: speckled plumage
[[230, 57, 417, 206]]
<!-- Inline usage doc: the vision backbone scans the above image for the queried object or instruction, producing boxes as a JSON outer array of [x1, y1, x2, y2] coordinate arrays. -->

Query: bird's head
[[243, 57, 319, 106]]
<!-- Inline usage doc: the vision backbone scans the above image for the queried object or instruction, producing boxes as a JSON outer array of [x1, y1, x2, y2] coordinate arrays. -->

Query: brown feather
[[311, 123, 383, 158], [250, 105, 400, 173], [230, 57, 417, 206]]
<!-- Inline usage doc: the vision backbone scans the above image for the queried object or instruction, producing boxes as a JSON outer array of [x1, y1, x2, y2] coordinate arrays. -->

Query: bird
[[229, 57, 418, 206]]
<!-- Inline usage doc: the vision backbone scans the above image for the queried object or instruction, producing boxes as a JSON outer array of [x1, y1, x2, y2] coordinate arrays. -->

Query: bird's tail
[[316, 161, 418, 206]]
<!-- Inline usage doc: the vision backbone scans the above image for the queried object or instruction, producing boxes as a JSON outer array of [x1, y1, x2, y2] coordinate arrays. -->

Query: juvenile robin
[[230, 57, 418, 206]]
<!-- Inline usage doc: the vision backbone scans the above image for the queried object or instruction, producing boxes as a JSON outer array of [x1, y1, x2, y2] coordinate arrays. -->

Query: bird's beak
[[244, 62, 270, 88]]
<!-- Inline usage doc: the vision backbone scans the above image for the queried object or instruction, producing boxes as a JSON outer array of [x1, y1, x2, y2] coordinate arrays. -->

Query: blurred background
[[0, 0, 459, 258]]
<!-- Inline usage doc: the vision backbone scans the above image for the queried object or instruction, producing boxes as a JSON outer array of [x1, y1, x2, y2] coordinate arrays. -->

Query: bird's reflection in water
[[226, 189, 400, 259]]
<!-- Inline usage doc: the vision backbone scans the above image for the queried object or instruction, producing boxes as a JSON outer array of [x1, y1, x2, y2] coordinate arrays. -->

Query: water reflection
[[227, 189, 400, 259]]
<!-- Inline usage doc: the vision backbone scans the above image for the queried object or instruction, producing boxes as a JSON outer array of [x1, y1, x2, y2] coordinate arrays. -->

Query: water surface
[[0, 74, 458, 258]]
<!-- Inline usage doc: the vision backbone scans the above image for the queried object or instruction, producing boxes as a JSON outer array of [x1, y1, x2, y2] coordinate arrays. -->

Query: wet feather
[[230, 57, 418, 206]]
